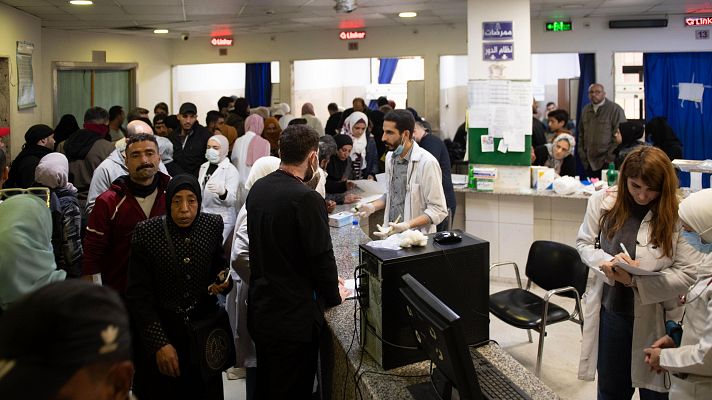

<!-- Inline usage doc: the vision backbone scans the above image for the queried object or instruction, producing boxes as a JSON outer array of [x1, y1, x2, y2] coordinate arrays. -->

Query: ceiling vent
[[335, 0, 357, 13]]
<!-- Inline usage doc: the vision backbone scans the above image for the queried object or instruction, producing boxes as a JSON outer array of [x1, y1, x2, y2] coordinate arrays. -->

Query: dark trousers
[[254, 330, 319, 400], [246, 367, 257, 400], [597, 307, 668, 400]]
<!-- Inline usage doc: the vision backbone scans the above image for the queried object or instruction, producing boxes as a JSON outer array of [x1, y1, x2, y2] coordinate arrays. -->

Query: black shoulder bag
[[162, 216, 235, 381]]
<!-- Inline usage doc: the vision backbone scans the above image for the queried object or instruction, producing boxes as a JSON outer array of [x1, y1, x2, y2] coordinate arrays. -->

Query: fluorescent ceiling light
[[399, 12, 418, 18], [154, 29, 169, 34], [69, 0, 93, 5]]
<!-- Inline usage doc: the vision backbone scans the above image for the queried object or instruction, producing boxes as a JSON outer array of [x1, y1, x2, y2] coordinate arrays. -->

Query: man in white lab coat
[[359, 109, 447, 236]]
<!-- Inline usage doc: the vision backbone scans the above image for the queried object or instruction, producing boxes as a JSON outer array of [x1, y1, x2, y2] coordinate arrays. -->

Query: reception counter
[[321, 219, 560, 400]]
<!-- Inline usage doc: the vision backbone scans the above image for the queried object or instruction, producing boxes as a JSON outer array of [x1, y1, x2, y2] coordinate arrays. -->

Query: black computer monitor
[[399, 273, 482, 400]]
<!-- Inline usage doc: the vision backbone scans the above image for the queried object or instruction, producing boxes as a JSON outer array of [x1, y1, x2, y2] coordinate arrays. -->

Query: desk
[[321, 222, 560, 400], [451, 187, 589, 281]]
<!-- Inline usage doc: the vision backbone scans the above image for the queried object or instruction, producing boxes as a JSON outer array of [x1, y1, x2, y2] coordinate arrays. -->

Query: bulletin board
[[468, 127, 531, 166]]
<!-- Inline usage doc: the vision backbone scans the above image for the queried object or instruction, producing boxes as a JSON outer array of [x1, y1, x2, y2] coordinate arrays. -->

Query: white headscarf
[[679, 188, 712, 244], [34, 153, 77, 193], [208, 134, 229, 163], [342, 111, 368, 159], [245, 156, 281, 191]]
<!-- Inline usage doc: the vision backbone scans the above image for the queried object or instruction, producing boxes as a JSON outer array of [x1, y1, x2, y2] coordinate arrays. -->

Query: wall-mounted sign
[[483, 42, 514, 61], [545, 21, 573, 31], [685, 17, 712, 27], [210, 37, 234, 46], [482, 21, 513, 40], [339, 31, 366, 40], [696, 29, 710, 39]]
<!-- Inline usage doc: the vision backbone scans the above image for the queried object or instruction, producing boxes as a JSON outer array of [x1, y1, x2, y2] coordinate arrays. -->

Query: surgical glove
[[207, 182, 226, 196], [356, 202, 376, 219], [388, 221, 410, 234]]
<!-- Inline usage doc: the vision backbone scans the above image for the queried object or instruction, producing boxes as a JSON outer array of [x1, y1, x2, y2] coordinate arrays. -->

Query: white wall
[[531, 53, 580, 105], [172, 63, 246, 121], [440, 55, 468, 138], [0, 3, 43, 159], [531, 17, 712, 98], [41, 28, 172, 123]]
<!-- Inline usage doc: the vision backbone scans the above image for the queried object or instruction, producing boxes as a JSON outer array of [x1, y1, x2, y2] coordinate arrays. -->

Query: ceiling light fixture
[[69, 0, 93, 5], [334, 0, 357, 14], [154, 29, 169, 34], [399, 12, 418, 18]]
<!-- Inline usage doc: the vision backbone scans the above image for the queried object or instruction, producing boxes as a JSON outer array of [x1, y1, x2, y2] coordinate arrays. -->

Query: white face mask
[[205, 148, 220, 164]]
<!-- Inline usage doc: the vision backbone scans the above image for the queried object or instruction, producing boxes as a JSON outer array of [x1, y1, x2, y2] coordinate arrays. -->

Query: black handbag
[[162, 217, 236, 381]]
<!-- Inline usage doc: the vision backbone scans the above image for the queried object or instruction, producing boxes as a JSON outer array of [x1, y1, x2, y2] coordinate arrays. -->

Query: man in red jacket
[[82, 133, 170, 295]]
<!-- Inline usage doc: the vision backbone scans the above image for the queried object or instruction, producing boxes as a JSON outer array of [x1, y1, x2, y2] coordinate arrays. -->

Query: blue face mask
[[392, 134, 405, 157], [205, 148, 220, 164]]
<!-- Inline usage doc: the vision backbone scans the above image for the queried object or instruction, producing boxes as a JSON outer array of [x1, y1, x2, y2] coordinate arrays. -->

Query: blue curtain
[[245, 63, 271, 107], [644, 52, 712, 187], [575, 53, 596, 178], [378, 58, 399, 84]]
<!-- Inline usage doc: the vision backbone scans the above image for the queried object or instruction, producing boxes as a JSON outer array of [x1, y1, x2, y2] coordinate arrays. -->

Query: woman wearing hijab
[[643, 188, 712, 399], [341, 111, 378, 180], [532, 133, 576, 177], [0, 195, 66, 311], [231, 114, 271, 209], [53, 114, 80, 150], [127, 174, 233, 400], [262, 117, 281, 157], [34, 153, 83, 278], [301, 102, 325, 136], [647, 117, 683, 162], [613, 121, 649, 169], [198, 135, 239, 244]]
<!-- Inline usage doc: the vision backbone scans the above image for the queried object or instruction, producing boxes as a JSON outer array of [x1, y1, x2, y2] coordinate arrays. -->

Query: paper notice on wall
[[469, 106, 491, 128], [509, 81, 533, 107], [497, 140, 508, 153], [481, 135, 495, 152], [504, 130, 525, 152], [16, 41, 36, 110]]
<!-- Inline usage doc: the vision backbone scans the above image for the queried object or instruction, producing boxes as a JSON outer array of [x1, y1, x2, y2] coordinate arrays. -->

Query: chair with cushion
[[488, 240, 588, 376]]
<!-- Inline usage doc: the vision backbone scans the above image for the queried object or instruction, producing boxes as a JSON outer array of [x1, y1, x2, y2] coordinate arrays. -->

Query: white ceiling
[[1, 0, 711, 38]]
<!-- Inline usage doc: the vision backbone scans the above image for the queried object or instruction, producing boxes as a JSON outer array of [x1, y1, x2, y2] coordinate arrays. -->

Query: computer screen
[[399, 273, 482, 400]]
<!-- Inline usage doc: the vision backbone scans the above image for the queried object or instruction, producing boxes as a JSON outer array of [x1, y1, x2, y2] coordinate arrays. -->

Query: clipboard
[[614, 261, 663, 276]]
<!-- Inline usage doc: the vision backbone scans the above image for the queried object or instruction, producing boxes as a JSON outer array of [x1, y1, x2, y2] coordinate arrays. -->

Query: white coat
[[230, 131, 256, 210], [576, 188, 699, 392], [198, 158, 239, 243], [383, 141, 448, 233], [660, 269, 712, 400]]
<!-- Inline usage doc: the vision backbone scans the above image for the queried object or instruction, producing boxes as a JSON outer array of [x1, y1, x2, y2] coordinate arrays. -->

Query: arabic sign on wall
[[483, 43, 514, 61], [482, 21, 513, 40]]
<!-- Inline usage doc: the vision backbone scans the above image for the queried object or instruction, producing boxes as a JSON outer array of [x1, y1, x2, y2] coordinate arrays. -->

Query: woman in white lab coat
[[576, 147, 699, 399], [198, 134, 239, 244], [644, 189, 712, 400]]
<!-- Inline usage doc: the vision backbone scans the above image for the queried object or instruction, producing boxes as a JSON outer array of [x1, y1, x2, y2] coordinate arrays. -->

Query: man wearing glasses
[[578, 83, 627, 180]]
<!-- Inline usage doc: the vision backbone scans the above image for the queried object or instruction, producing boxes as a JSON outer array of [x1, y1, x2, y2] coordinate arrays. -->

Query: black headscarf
[[54, 114, 80, 146], [618, 121, 644, 146], [334, 134, 353, 149], [646, 117, 681, 146], [165, 174, 202, 226]]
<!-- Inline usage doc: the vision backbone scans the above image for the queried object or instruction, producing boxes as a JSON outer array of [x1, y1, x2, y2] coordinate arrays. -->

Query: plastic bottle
[[351, 216, 360, 260], [467, 164, 475, 189], [606, 162, 618, 187]]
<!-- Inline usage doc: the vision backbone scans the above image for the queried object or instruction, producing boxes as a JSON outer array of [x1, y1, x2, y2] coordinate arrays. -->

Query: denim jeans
[[597, 306, 669, 400]]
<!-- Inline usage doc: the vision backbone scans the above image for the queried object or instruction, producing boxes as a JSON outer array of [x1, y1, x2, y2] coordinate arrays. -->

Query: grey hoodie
[[85, 149, 168, 216]]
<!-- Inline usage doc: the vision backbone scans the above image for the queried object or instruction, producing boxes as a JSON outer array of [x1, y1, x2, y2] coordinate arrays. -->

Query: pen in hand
[[615, 243, 633, 273]]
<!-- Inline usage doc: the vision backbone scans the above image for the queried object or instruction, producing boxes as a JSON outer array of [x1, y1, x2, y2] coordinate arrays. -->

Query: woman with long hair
[[577, 146, 699, 400]]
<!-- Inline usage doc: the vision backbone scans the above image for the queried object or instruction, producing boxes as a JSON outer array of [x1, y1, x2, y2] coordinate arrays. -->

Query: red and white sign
[[210, 37, 234, 46], [339, 31, 366, 40], [685, 17, 712, 27]]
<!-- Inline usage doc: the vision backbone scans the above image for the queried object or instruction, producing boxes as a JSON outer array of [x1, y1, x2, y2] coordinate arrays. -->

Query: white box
[[328, 212, 353, 228]]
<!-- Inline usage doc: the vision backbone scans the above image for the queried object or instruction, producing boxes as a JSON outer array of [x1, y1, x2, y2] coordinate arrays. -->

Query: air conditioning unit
[[609, 19, 668, 29], [334, 0, 357, 13]]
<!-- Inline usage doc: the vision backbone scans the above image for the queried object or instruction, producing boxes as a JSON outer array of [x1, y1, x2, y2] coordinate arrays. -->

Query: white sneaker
[[226, 367, 246, 380]]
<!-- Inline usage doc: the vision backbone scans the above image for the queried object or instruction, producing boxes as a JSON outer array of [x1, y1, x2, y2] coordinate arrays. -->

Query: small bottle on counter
[[606, 162, 618, 187], [467, 164, 475, 189], [351, 216, 360, 260]]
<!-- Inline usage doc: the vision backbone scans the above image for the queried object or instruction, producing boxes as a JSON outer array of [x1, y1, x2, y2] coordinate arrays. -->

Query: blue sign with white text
[[482, 21, 513, 40], [483, 43, 514, 61]]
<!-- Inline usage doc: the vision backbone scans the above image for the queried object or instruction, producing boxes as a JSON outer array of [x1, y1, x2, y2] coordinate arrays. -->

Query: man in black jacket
[[324, 102, 342, 137], [169, 102, 212, 177], [246, 124, 349, 399], [413, 120, 456, 231], [4, 124, 55, 189]]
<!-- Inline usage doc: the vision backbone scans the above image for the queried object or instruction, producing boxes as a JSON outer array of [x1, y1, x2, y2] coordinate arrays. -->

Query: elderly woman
[[231, 114, 271, 209], [127, 175, 233, 400], [34, 153, 83, 278], [533, 133, 576, 177], [341, 111, 378, 180], [0, 194, 65, 310], [198, 134, 239, 243], [644, 188, 712, 399]]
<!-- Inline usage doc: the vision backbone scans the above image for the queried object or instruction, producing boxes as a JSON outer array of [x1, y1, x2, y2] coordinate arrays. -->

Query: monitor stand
[[406, 368, 460, 400]]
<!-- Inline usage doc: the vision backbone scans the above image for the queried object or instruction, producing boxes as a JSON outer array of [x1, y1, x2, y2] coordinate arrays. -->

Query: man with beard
[[358, 109, 447, 236], [169, 102, 212, 177], [82, 134, 170, 296]]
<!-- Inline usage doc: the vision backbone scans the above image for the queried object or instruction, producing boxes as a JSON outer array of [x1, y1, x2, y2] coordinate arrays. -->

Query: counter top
[[454, 185, 590, 200], [323, 223, 560, 400]]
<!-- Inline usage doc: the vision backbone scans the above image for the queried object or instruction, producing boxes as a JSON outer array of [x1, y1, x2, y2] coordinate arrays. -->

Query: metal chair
[[488, 240, 588, 377]]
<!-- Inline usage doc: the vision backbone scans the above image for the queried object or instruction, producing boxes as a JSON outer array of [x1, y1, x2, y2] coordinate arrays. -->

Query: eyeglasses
[[0, 187, 51, 208]]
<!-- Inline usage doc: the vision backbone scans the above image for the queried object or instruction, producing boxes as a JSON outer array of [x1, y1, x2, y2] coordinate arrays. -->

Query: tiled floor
[[223, 279, 645, 400]]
